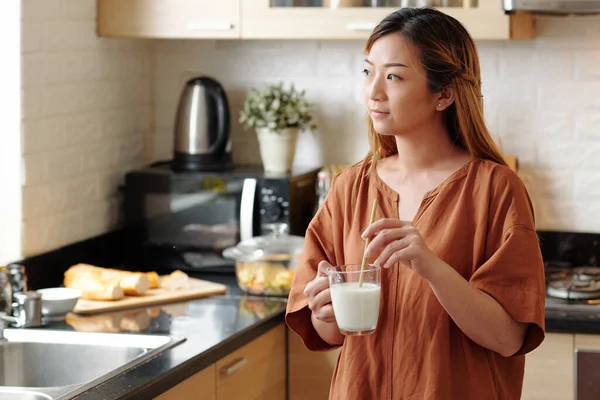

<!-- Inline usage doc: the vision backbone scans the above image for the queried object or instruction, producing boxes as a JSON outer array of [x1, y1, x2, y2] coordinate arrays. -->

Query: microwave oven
[[123, 164, 321, 273]]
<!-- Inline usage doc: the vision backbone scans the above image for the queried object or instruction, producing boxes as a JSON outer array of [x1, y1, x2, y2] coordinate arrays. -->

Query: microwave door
[[239, 178, 257, 242]]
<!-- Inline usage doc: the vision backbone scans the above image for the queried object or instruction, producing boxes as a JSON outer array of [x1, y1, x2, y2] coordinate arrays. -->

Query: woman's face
[[363, 33, 440, 136]]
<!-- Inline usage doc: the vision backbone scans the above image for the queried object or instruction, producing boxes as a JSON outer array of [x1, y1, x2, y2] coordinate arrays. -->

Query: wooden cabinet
[[154, 324, 286, 400], [97, 0, 241, 39], [288, 328, 341, 400], [574, 333, 600, 351], [97, 0, 534, 41], [216, 323, 286, 400], [154, 364, 216, 400], [522, 333, 574, 400], [520, 332, 600, 400], [288, 330, 580, 400], [241, 0, 534, 40]]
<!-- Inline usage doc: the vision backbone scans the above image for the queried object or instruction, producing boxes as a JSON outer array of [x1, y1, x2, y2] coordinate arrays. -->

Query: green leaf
[[238, 81, 317, 133]]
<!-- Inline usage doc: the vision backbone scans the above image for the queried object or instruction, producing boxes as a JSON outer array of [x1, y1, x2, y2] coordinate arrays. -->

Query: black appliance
[[123, 164, 321, 273]]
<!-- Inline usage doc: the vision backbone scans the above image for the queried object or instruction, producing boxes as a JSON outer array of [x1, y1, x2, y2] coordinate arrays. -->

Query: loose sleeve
[[469, 170, 546, 356], [285, 175, 341, 353]]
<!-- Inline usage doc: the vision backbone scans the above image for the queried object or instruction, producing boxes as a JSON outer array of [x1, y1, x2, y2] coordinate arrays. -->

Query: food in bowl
[[37, 287, 81, 316], [223, 223, 304, 296], [236, 258, 295, 296]]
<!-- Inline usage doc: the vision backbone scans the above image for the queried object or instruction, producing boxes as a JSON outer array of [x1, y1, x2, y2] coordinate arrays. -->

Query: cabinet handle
[[220, 357, 247, 377], [186, 23, 234, 31], [346, 22, 376, 31]]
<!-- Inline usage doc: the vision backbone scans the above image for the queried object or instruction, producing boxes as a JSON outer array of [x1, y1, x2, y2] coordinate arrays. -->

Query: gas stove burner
[[547, 267, 600, 300], [572, 267, 600, 282]]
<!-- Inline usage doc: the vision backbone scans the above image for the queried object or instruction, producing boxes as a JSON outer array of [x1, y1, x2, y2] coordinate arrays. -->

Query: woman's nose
[[367, 76, 386, 102]]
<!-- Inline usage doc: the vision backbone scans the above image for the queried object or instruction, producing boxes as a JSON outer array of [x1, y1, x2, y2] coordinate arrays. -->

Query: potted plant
[[239, 82, 316, 173]]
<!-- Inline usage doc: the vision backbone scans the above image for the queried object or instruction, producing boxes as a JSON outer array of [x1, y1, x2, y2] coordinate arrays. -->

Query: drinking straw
[[358, 199, 378, 288]]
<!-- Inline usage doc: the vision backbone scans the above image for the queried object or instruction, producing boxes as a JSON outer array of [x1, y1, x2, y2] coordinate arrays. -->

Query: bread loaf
[[160, 270, 189, 290], [146, 271, 160, 289], [64, 264, 153, 299], [66, 273, 124, 301]]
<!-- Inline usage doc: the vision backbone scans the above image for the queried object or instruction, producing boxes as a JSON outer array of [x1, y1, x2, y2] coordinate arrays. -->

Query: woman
[[285, 7, 546, 400]]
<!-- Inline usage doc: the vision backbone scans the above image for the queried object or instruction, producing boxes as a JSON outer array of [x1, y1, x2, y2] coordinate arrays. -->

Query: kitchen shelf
[[97, 0, 535, 41], [97, 0, 241, 39], [242, 0, 535, 40]]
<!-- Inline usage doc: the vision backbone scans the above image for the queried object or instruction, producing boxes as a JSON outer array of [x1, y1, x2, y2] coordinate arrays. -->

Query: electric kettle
[[172, 76, 232, 171]]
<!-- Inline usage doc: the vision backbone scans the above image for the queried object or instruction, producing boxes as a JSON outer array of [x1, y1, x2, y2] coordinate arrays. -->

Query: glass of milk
[[326, 264, 381, 336]]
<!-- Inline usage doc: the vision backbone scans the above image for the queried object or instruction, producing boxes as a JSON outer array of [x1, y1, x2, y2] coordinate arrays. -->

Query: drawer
[[216, 324, 286, 400]]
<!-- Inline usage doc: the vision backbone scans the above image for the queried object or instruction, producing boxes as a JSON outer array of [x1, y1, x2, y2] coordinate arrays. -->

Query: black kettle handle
[[206, 77, 230, 154]]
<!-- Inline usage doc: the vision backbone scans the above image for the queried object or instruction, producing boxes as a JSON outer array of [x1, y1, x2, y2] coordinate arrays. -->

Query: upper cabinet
[[97, 0, 241, 39], [241, 0, 534, 40], [97, 0, 535, 41]]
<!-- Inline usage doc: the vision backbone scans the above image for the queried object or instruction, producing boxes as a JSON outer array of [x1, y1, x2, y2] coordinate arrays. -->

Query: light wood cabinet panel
[[522, 333, 574, 400], [97, 0, 240, 39], [288, 329, 341, 400], [154, 364, 216, 400], [216, 324, 286, 400], [241, 0, 534, 40], [575, 334, 600, 351]]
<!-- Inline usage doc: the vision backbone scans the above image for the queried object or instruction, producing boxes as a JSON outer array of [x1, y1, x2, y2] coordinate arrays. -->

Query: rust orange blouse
[[286, 158, 546, 400]]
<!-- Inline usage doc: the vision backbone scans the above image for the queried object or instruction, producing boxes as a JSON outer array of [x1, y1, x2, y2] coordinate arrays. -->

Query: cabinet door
[[154, 364, 216, 400], [241, 0, 532, 40], [575, 334, 600, 351], [216, 324, 286, 400], [288, 329, 341, 400], [522, 333, 574, 400], [574, 334, 600, 400], [98, 0, 240, 39]]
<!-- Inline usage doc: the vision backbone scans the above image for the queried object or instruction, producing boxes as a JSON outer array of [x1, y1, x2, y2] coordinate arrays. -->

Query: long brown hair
[[362, 7, 507, 170]]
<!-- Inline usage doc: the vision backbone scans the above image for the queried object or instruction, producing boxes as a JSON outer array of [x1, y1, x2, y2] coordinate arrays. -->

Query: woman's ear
[[435, 87, 455, 111]]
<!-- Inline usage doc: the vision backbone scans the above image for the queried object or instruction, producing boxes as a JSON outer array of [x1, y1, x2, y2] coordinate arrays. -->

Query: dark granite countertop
[[39, 274, 288, 400], [12, 227, 600, 399], [546, 310, 600, 335], [37, 275, 600, 400]]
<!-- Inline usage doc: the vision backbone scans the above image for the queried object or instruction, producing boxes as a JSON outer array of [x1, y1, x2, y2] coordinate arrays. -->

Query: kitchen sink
[[0, 388, 52, 400], [0, 328, 185, 399]]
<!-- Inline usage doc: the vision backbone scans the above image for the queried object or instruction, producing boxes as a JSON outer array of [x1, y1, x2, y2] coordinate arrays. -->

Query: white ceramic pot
[[256, 127, 299, 173]]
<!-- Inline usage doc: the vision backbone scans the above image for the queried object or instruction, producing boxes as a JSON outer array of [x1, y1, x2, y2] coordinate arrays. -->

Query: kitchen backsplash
[[20, 0, 153, 256], [151, 15, 600, 233], [17, 0, 600, 257]]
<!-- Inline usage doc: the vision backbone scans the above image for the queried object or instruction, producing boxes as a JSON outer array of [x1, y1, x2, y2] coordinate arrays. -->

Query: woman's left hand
[[362, 218, 439, 279]]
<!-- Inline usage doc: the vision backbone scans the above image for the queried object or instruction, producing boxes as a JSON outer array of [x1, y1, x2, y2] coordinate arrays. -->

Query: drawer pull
[[186, 23, 234, 31], [346, 22, 376, 31], [221, 357, 247, 376]]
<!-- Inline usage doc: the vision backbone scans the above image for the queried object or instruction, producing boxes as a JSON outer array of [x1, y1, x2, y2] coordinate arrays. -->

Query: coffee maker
[[172, 76, 232, 172]]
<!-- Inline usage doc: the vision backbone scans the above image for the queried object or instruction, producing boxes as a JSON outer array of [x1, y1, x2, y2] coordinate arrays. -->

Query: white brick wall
[[152, 15, 600, 233], [17, 8, 600, 257], [21, 0, 153, 256], [0, 1, 22, 264]]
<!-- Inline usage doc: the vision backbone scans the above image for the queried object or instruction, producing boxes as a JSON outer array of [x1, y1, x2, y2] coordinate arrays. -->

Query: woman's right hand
[[304, 261, 336, 323]]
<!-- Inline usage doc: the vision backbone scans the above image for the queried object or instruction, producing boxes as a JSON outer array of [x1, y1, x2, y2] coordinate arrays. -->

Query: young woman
[[285, 7, 546, 400]]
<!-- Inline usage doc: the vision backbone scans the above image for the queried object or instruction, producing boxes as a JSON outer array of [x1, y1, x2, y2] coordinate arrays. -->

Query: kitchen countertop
[[67, 285, 600, 399], [546, 310, 600, 335], [46, 275, 600, 399], [41, 273, 288, 400], [14, 269, 600, 399]]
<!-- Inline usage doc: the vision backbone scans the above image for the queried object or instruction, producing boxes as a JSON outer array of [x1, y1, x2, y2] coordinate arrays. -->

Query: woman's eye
[[362, 69, 372, 77], [388, 74, 401, 81]]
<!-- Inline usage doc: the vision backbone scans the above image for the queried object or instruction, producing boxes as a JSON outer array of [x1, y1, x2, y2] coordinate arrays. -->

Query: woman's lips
[[370, 110, 390, 118]]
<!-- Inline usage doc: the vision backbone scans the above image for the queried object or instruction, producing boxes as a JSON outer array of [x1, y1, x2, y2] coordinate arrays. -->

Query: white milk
[[330, 281, 381, 333]]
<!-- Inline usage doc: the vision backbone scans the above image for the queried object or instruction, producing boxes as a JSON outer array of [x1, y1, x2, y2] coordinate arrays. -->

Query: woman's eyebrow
[[364, 58, 408, 68]]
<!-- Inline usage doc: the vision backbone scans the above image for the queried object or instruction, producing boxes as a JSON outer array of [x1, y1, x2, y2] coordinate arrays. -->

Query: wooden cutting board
[[72, 277, 228, 315]]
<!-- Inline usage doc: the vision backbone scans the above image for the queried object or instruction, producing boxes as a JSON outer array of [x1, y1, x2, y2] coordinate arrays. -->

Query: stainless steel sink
[[0, 388, 52, 400], [0, 328, 185, 399]]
